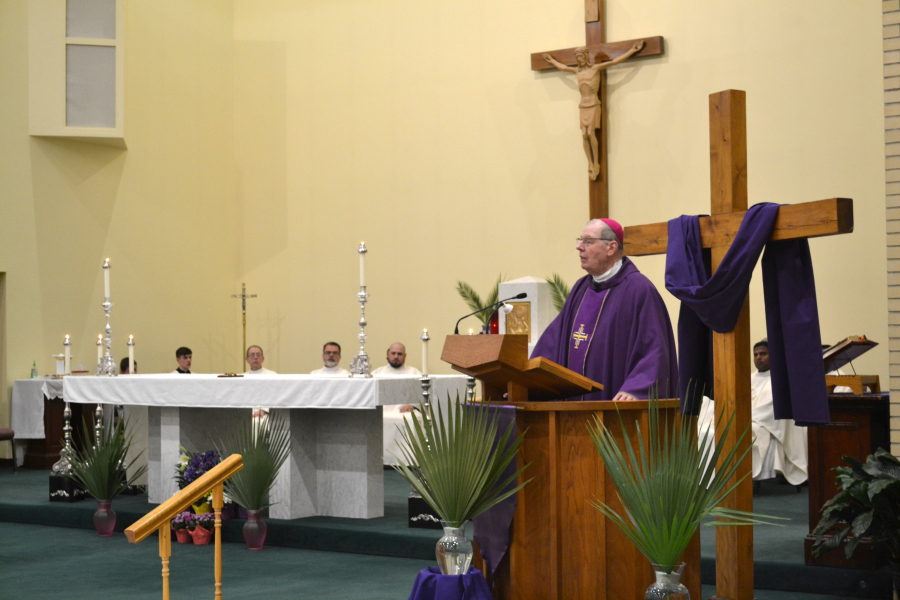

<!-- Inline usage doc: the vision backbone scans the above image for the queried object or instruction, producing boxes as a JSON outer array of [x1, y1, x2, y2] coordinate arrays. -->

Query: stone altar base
[[147, 406, 383, 519]]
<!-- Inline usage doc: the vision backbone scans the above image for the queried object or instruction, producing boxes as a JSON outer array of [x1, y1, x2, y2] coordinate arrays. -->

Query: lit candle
[[63, 335, 71, 375], [103, 258, 111, 298], [358, 242, 367, 287], [421, 329, 429, 376], [97, 334, 103, 363], [468, 328, 474, 335], [127, 335, 135, 374]]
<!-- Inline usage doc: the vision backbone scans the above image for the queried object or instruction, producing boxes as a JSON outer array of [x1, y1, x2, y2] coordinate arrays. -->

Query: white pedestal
[[147, 406, 384, 519], [498, 276, 554, 356]]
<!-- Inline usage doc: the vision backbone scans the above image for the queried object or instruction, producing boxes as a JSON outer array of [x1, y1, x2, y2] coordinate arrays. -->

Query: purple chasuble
[[532, 258, 678, 400], [665, 203, 829, 426]]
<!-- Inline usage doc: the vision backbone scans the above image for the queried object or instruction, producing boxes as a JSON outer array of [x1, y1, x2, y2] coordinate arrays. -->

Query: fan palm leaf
[[391, 396, 531, 527], [67, 418, 147, 501], [588, 393, 782, 573], [215, 413, 291, 510]]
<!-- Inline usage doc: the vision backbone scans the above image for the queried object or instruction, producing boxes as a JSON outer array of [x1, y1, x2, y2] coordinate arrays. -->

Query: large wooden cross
[[530, 0, 663, 220], [624, 89, 853, 600]]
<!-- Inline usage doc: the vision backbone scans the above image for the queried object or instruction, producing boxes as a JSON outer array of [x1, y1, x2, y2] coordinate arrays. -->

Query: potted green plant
[[588, 398, 779, 599], [215, 413, 291, 550], [66, 418, 147, 537], [812, 449, 900, 594], [392, 396, 531, 575]]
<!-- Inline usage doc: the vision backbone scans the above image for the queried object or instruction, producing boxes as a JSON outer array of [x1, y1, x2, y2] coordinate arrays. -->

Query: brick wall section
[[886, 0, 900, 455]]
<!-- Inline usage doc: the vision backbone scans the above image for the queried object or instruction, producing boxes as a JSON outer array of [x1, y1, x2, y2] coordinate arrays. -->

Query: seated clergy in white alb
[[245, 345, 276, 375], [310, 342, 350, 375], [372, 343, 421, 466], [245, 345, 276, 419], [750, 339, 808, 485]]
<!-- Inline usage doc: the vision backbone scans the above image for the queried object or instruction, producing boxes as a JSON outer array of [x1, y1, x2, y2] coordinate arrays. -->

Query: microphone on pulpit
[[453, 293, 527, 335]]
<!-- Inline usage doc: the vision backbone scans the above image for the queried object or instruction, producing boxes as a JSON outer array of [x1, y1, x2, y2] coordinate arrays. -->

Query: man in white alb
[[750, 339, 808, 486], [310, 342, 350, 375], [372, 342, 422, 465], [245, 345, 276, 418], [245, 345, 277, 375]]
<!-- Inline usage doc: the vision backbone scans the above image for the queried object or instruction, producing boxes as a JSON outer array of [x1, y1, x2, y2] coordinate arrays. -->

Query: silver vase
[[645, 562, 690, 600], [436, 520, 473, 575]]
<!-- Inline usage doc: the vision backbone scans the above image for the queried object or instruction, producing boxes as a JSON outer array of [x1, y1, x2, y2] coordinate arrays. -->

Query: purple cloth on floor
[[665, 203, 829, 425], [531, 257, 678, 399], [407, 567, 493, 600], [471, 404, 517, 577]]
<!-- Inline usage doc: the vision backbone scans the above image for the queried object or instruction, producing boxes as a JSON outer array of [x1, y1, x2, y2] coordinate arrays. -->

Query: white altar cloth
[[10, 379, 64, 439], [62, 373, 440, 409], [62, 374, 467, 519]]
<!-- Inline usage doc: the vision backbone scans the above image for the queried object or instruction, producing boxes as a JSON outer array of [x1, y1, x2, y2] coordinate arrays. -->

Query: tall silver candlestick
[[350, 243, 372, 377], [420, 329, 432, 408], [95, 258, 116, 447], [97, 259, 117, 377], [51, 337, 74, 476]]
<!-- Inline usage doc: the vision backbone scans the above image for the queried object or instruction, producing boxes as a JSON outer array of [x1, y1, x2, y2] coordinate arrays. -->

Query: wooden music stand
[[823, 336, 880, 394], [441, 334, 700, 600]]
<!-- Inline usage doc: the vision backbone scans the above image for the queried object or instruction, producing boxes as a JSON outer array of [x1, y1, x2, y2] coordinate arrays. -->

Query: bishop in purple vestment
[[532, 219, 678, 400]]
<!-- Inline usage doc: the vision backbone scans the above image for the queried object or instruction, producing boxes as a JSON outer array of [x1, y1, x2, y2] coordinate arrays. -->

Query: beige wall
[[0, 1, 888, 450], [233, 0, 887, 378], [0, 1, 241, 451]]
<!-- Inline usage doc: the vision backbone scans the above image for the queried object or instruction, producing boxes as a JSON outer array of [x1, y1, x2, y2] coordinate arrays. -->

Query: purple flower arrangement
[[172, 510, 216, 532], [183, 450, 221, 486], [172, 510, 193, 531], [194, 512, 215, 531]]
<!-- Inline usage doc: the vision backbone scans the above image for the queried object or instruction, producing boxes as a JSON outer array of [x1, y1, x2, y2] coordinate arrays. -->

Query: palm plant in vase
[[215, 413, 291, 550], [66, 418, 147, 537], [588, 396, 780, 599], [392, 396, 531, 575]]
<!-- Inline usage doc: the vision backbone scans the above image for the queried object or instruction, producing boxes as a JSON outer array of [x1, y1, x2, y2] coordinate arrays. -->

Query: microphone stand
[[453, 294, 527, 335]]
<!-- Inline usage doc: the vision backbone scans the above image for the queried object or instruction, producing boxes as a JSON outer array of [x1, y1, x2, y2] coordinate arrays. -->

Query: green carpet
[[0, 522, 870, 600], [0, 468, 892, 598]]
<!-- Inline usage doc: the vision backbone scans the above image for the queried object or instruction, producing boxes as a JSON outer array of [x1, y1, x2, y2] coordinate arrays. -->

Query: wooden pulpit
[[441, 335, 701, 600]]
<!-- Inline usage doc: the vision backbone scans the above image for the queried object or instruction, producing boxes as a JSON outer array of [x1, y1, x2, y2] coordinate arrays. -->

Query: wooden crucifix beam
[[621, 89, 854, 600], [623, 198, 854, 257], [530, 0, 663, 220]]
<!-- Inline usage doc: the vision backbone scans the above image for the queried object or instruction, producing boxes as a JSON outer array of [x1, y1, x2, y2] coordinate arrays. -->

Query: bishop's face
[[577, 222, 618, 277]]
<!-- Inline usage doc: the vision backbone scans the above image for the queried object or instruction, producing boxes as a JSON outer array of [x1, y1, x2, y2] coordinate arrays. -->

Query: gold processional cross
[[231, 282, 257, 369], [530, 0, 663, 219], [624, 89, 853, 600]]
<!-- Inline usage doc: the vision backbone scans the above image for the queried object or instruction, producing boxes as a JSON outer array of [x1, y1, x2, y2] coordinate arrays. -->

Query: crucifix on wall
[[625, 89, 853, 600], [531, 0, 663, 219]]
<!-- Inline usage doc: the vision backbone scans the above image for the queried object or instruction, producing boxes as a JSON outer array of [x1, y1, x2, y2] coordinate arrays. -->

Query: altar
[[62, 373, 467, 519]]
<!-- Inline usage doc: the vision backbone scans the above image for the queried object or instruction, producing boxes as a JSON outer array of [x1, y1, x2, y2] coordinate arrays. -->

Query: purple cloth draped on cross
[[407, 567, 493, 600], [665, 202, 829, 425]]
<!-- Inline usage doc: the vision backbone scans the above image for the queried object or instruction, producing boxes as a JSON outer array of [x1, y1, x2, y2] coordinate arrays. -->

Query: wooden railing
[[125, 454, 243, 600]]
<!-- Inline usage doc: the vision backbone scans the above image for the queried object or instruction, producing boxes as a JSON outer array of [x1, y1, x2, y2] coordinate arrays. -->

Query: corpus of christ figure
[[543, 40, 643, 180]]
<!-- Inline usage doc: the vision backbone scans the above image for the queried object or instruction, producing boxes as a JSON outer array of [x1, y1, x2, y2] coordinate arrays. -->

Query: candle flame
[[65, 335, 69, 342], [98, 334, 103, 342], [468, 328, 474, 335]]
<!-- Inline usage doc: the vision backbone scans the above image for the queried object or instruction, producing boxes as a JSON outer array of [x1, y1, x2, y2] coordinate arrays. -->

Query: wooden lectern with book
[[823, 336, 880, 394], [441, 334, 700, 600]]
